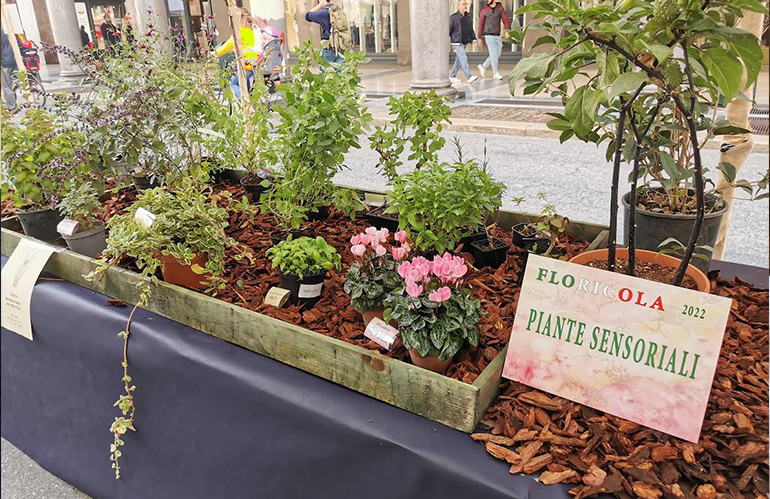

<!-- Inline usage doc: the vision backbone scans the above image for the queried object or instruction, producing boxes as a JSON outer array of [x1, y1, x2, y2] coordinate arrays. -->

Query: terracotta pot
[[408, 349, 452, 374], [569, 248, 710, 293], [158, 252, 209, 291], [361, 309, 399, 328]]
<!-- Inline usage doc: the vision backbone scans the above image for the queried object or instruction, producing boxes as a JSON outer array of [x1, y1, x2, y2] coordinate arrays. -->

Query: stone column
[[408, 0, 454, 96], [42, 0, 83, 77], [251, 0, 287, 36]]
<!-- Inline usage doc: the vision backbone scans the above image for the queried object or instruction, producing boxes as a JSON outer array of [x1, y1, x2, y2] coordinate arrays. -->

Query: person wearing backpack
[[477, 0, 510, 80], [449, 0, 478, 85], [305, 0, 352, 66]]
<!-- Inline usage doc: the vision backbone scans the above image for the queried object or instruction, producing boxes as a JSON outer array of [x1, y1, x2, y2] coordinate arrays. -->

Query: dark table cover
[[1, 256, 766, 499]]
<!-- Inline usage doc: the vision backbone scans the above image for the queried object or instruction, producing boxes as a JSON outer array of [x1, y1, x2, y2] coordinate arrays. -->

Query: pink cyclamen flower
[[376, 228, 389, 242], [370, 237, 381, 249], [428, 286, 452, 303], [350, 234, 362, 246], [365, 227, 378, 236], [406, 282, 424, 298], [359, 233, 372, 246], [375, 245, 387, 257], [394, 230, 407, 243], [391, 246, 407, 261], [397, 261, 412, 279], [351, 244, 366, 257]]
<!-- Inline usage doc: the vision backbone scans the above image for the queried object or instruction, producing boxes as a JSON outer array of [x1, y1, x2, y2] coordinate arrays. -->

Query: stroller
[[257, 27, 285, 94]]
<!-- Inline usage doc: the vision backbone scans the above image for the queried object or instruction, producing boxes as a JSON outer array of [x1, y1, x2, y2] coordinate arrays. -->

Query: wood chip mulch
[[1, 198, 15, 219], [473, 276, 769, 498]]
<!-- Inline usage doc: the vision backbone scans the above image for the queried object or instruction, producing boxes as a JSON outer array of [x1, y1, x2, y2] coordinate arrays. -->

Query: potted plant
[[266, 236, 342, 307], [1, 107, 89, 241], [507, 0, 767, 287], [384, 253, 483, 373], [343, 227, 412, 325], [386, 141, 505, 255], [56, 183, 108, 257], [96, 178, 253, 291], [510, 193, 568, 267], [261, 43, 372, 231]]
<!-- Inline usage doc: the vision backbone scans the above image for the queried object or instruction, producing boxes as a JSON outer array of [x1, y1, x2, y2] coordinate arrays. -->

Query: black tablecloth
[[1, 255, 561, 499], [2, 255, 766, 499]]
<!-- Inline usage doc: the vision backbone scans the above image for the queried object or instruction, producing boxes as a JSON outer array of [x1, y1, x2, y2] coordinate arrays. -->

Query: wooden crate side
[[1, 226, 480, 432], [472, 344, 507, 426]]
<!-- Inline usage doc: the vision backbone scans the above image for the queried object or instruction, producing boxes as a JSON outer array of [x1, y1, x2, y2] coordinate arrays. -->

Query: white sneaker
[[477, 65, 486, 78], [468, 75, 478, 84], [493, 72, 504, 80], [449, 76, 461, 84]]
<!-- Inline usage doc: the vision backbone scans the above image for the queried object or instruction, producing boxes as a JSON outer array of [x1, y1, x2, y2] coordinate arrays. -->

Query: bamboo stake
[[224, 0, 251, 111]]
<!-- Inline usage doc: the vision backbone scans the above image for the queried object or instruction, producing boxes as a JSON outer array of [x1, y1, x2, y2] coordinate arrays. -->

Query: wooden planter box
[[1, 200, 608, 433]]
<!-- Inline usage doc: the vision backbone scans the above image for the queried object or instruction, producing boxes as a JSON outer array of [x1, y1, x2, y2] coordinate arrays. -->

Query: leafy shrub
[[266, 236, 342, 279], [58, 183, 102, 231]]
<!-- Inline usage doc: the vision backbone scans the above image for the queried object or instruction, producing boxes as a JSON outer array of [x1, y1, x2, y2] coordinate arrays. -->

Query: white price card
[[1, 238, 60, 340], [56, 219, 80, 236], [364, 317, 401, 351], [298, 282, 323, 298], [134, 208, 156, 229]]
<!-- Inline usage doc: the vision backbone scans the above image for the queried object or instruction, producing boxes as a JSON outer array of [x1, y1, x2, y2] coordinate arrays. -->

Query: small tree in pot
[[507, 0, 767, 285]]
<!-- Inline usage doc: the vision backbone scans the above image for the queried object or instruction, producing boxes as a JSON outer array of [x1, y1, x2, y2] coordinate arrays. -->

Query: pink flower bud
[[394, 230, 407, 243]]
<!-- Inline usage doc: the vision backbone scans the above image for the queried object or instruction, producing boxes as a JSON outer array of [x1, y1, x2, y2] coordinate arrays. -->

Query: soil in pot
[[132, 174, 159, 191], [269, 227, 315, 246], [512, 222, 550, 250], [622, 190, 727, 273], [364, 205, 400, 232], [240, 170, 274, 201], [471, 238, 510, 269], [279, 271, 327, 307], [520, 243, 563, 275], [408, 349, 453, 374], [569, 248, 708, 292], [158, 252, 210, 291], [458, 229, 486, 252], [61, 221, 107, 257], [16, 208, 64, 242]]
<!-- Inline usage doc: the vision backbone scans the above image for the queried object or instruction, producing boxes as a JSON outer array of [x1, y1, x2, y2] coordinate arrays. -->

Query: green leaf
[[607, 72, 648, 101], [507, 53, 555, 94], [712, 125, 752, 136], [659, 151, 683, 181], [564, 86, 601, 139], [701, 46, 743, 101], [717, 162, 736, 183], [644, 43, 673, 64], [728, 34, 764, 88]]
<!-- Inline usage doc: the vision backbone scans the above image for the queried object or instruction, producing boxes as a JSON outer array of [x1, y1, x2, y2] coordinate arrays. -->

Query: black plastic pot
[[471, 238, 510, 269], [458, 230, 486, 251], [132, 174, 159, 191], [512, 222, 550, 250], [269, 228, 315, 246], [279, 270, 327, 307], [364, 205, 400, 232], [16, 208, 64, 242], [622, 191, 727, 273], [306, 205, 329, 222], [61, 221, 107, 257], [240, 175, 269, 202]]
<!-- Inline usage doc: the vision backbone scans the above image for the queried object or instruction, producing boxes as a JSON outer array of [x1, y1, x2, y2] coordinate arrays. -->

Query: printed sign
[[1, 239, 60, 340], [298, 282, 323, 299], [364, 317, 401, 351], [57, 219, 80, 236], [264, 286, 290, 307], [503, 254, 732, 443]]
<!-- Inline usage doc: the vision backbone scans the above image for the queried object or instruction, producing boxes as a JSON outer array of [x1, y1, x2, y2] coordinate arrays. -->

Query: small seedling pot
[[569, 248, 710, 293], [16, 208, 64, 242], [306, 205, 330, 222], [60, 221, 107, 257], [512, 222, 550, 250], [408, 349, 452, 374], [364, 205, 400, 232], [158, 252, 210, 291], [240, 174, 271, 202], [269, 227, 315, 246], [279, 270, 327, 307], [458, 229, 486, 252], [471, 238, 510, 269]]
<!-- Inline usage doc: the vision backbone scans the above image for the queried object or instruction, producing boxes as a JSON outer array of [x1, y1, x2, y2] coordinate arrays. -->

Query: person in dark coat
[[1, 28, 17, 109], [80, 25, 91, 47], [449, 0, 478, 84], [101, 14, 120, 51]]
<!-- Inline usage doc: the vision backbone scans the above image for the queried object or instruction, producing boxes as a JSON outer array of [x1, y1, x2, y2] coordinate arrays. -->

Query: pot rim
[[60, 220, 106, 240], [279, 269, 328, 280], [470, 237, 510, 251], [568, 248, 710, 293], [16, 206, 56, 215], [622, 190, 727, 221]]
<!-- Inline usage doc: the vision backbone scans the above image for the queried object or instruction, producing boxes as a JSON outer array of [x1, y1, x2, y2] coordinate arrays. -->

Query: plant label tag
[[56, 219, 80, 236], [264, 287, 290, 307], [1, 238, 61, 340], [364, 317, 400, 351], [134, 208, 156, 229], [298, 282, 323, 298], [364, 193, 387, 206]]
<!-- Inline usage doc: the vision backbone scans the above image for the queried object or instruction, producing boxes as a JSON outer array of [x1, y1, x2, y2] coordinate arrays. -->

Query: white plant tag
[[298, 282, 323, 298], [364, 317, 401, 351], [264, 286, 290, 307], [134, 208, 156, 229], [57, 219, 80, 236]]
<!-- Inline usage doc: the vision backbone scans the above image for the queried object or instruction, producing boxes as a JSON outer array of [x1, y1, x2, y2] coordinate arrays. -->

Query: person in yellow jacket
[[216, 9, 265, 98]]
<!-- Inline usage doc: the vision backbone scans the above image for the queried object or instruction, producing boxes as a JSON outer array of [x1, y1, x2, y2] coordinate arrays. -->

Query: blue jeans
[[451, 43, 470, 79], [230, 70, 254, 99], [321, 47, 344, 69], [482, 35, 503, 74]]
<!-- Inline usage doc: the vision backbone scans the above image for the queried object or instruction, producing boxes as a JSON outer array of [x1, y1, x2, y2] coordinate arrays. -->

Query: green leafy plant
[[266, 236, 342, 279], [511, 193, 568, 256], [384, 254, 482, 360], [57, 183, 102, 231], [343, 227, 412, 313], [657, 237, 714, 262], [386, 142, 504, 253], [369, 90, 452, 181], [506, 0, 768, 284], [261, 43, 372, 229]]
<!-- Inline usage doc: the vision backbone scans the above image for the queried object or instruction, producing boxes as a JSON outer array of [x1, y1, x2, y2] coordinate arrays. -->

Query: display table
[[1, 255, 766, 499]]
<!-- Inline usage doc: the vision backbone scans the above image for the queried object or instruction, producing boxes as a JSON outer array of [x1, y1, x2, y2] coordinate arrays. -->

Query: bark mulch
[[472, 276, 769, 499], [1, 198, 15, 219]]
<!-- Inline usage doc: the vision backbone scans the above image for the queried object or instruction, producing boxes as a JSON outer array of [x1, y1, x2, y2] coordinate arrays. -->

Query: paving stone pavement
[[336, 131, 770, 269]]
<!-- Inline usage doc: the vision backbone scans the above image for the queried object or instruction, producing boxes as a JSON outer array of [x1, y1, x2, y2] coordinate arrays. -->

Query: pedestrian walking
[[449, 0, 478, 85], [1, 28, 17, 110], [101, 14, 120, 51], [215, 8, 266, 99], [80, 25, 90, 48], [477, 0, 510, 80], [305, 0, 352, 67]]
